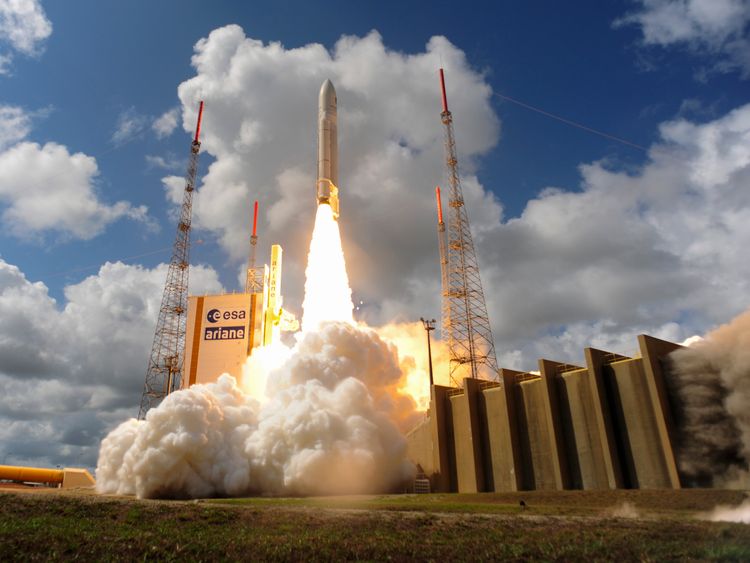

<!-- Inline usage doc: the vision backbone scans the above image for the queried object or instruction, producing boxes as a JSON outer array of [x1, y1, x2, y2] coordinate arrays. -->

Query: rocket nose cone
[[319, 79, 337, 109]]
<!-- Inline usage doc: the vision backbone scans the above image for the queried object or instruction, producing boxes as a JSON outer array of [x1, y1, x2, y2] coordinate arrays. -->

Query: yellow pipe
[[0, 464, 65, 484]]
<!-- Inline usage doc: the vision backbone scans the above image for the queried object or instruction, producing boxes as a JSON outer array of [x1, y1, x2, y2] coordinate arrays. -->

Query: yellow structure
[[263, 245, 283, 346], [0, 465, 95, 488], [182, 244, 297, 389]]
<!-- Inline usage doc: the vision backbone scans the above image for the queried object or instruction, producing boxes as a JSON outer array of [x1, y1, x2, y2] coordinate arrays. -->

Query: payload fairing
[[317, 79, 339, 219]]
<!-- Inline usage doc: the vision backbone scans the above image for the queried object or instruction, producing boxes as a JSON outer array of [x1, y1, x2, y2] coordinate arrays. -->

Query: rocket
[[317, 79, 339, 219]]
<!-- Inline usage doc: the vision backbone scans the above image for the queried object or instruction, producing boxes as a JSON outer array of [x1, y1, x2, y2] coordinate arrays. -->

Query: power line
[[494, 91, 649, 152], [41, 246, 173, 279]]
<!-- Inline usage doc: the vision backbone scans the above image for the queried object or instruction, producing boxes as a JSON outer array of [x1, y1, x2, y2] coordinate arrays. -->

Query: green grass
[[0, 489, 748, 561]]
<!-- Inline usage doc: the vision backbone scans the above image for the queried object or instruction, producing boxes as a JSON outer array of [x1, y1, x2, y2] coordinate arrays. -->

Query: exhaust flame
[[302, 204, 353, 331]]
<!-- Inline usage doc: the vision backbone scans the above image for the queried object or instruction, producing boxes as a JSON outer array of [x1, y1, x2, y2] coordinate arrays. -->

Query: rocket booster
[[317, 79, 339, 219]]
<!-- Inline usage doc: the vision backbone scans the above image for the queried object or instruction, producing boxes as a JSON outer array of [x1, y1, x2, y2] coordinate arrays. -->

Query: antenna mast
[[437, 69, 499, 386], [138, 101, 204, 419], [245, 200, 263, 293]]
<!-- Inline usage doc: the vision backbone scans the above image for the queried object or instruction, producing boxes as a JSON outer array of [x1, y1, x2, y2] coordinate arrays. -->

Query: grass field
[[1, 488, 749, 561]]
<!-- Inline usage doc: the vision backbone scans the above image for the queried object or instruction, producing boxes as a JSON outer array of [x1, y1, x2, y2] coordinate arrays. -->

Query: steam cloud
[[96, 322, 417, 499], [704, 498, 750, 524], [668, 308, 750, 489]]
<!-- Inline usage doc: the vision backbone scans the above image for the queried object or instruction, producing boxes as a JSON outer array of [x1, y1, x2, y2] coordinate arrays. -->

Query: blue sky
[[1, 0, 749, 468], [3, 0, 745, 297]]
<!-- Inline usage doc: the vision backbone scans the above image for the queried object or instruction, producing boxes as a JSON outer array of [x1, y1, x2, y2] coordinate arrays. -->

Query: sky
[[0, 0, 749, 470]]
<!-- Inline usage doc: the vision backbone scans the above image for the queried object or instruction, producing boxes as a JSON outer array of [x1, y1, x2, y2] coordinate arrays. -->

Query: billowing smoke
[[96, 200, 420, 499], [96, 321, 417, 498], [667, 308, 750, 487]]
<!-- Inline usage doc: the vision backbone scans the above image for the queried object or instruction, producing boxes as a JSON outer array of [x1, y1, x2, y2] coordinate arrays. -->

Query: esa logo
[[206, 308, 247, 323]]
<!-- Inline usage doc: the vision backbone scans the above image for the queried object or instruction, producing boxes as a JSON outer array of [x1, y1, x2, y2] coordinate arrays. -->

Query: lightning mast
[[437, 68, 499, 386], [245, 200, 263, 293], [138, 101, 204, 419]]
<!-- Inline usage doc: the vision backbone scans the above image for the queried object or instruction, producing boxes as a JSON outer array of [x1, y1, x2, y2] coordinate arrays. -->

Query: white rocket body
[[317, 79, 339, 219]]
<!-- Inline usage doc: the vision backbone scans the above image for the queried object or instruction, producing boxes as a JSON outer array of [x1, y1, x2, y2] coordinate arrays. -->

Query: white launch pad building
[[181, 244, 295, 388]]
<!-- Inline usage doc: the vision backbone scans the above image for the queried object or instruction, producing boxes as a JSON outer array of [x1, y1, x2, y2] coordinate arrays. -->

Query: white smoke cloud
[[704, 497, 750, 523], [607, 501, 640, 519], [96, 322, 416, 499]]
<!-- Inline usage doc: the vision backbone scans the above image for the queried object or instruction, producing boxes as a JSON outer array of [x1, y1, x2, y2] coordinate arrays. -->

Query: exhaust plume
[[96, 193, 420, 499], [96, 322, 417, 498], [667, 308, 750, 487], [302, 204, 353, 331]]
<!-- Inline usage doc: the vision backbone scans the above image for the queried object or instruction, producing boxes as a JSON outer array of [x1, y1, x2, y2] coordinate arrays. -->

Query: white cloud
[[174, 26, 499, 326], [111, 107, 149, 145], [0, 258, 223, 468], [0, 104, 30, 149], [145, 154, 181, 171], [152, 107, 180, 138], [616, 0, 750, 78], [0, 52, 11, 74], [0, 0, 51, 73], [171, 25, 750, 371], [0, 141, 151, 240], [474, 102, 750, 366], [4, 25, 750, 470]]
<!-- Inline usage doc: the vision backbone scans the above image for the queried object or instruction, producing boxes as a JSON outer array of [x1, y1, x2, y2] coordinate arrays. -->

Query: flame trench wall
[[406, 334, 685, 492]]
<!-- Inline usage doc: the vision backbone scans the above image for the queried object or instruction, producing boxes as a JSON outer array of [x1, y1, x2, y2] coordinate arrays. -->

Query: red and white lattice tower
[[437, 69, 499, 386], [138, 101, 204, 419]]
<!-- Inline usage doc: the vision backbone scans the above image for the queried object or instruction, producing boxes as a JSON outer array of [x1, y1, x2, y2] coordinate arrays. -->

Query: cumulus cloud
[[0, 0, 51, 73], [0, 104, 31, 149], [6, 25, 750, 474], [477, 102, 750, 367], [0, 258, 223, 468], [169, 25, 750, 371], [615, 0, 750, 78], [152, 107, 180, 138], [0, 141, 152, 240], [173, 25, 498, 330]]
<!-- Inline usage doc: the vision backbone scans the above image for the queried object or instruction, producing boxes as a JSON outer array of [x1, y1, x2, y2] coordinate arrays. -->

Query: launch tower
[[437, 69, 499, 386], [138, 101, 204, 419]]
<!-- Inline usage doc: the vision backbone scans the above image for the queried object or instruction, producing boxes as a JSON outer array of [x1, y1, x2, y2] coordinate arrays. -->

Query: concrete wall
[[604, 359, 674, 488], [429, 385, 455, 492], [584, 348, 625, 489], [449, 379, 486, 492], [638, 335, 682, 488], [515, 377, 562, 490], [405, 418, 433, 477], [483, 370, 523, 491], [405, 333, 687, 493], [557, 368, 611, 489]]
